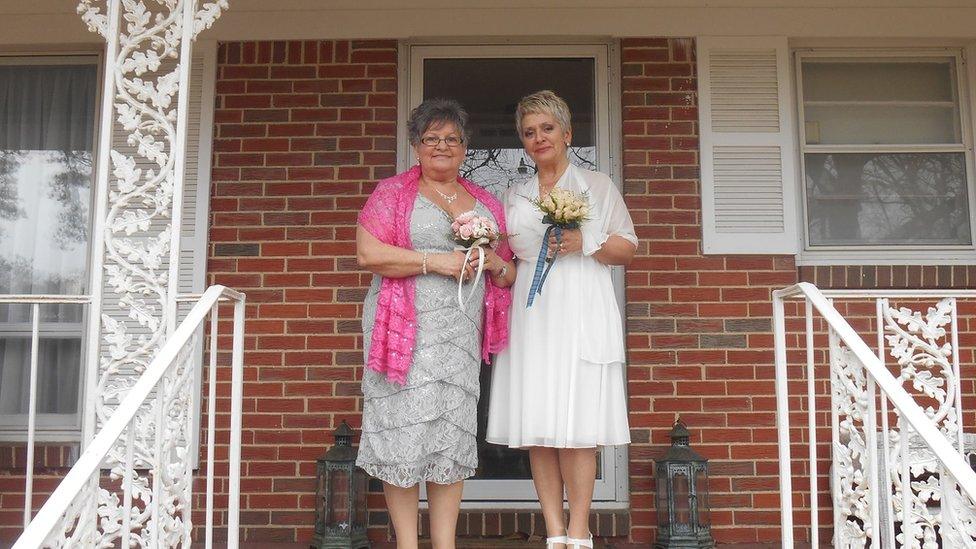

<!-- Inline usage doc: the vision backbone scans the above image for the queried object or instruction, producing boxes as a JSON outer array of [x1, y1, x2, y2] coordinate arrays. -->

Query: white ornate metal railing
[[12, 285, 244, 549], [774, 283, 976, 548]]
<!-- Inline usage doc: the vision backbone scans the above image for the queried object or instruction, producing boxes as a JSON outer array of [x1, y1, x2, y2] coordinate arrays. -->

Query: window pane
[[0, 61, 97, 430], [802, 58, 961, 145], [0, 337, 81, 415], [805, 152, 971, 246], [0, 150, 92, 297], [423, 57, 597, 199]]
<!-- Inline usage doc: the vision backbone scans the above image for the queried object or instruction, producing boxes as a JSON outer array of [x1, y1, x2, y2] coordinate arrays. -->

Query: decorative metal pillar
[[44, 1, 231, 546]]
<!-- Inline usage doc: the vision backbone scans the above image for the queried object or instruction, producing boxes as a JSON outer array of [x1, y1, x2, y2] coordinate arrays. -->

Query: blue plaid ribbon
[[526, 225, 563, 307]]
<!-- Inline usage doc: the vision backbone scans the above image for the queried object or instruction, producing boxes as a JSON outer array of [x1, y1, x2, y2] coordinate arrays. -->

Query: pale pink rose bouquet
[[450, 210, 500, 307], [451, 210, 500, 250]]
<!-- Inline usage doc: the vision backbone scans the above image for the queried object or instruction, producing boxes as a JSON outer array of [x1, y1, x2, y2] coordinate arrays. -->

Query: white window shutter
[[697, 36, 799, 254]]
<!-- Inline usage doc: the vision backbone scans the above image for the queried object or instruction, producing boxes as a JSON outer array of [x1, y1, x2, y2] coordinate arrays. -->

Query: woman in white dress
[[485, 90, 636, 549]]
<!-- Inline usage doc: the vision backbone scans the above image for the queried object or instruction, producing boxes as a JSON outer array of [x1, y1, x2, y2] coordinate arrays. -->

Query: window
[[0, 56, 99, 438], [796, 51, 976, 262], [403, 42, 628, 505]]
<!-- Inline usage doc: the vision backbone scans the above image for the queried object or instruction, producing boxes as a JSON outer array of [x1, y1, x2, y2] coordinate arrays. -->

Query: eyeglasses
[[420, 135, 464, 147]]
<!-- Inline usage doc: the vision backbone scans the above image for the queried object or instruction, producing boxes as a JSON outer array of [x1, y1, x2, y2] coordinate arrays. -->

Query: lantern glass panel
[[695, 465, 711, 528], [315, 461, 327, 534], [672, 469, 691, 525], [354, 469, 367, 526], [655, 471, 669, 527], [329, 467, 351, 529]]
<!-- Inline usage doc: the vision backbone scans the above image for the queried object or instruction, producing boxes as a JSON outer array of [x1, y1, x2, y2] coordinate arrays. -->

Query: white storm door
[[403, 42, 628, 505]]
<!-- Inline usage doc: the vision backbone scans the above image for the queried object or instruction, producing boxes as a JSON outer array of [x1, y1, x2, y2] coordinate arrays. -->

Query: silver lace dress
[[357, 195, 489, 488]]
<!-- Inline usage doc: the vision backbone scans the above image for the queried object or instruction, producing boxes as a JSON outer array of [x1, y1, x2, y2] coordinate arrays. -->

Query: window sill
[[797, 249, 976, 266], [0, 428, 81, 443]]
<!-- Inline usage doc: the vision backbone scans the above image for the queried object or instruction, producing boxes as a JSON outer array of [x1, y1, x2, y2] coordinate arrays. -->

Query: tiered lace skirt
[[356, 196, 489, 487]]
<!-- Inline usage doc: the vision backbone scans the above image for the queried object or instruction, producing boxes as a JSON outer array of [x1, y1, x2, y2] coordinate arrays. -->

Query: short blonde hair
[[515, 90, 572, 136]]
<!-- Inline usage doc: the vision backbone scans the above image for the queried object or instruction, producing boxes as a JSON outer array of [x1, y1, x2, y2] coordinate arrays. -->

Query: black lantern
[[654, 419, 714, 548], [311, 421, 370, 549]]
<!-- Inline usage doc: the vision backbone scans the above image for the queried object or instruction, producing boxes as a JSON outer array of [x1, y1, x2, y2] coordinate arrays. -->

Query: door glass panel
[[423, 57, 597, 200], [425, 56, 600, 482]]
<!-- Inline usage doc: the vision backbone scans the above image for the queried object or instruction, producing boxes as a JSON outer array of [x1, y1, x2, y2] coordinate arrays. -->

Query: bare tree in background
[[0, 151, 25, 223], [806, 152, 969, 245], [462, 146, 598, 199], [47, 151, 93, 249]]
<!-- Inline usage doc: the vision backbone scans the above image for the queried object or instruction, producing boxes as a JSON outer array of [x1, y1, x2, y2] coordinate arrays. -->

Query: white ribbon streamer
[[457, 237, 489, 308]]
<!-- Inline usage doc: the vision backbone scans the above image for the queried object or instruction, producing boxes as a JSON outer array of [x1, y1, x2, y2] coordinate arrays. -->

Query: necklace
[[425, 179, 458, 204], [538, 163, 569, 196]]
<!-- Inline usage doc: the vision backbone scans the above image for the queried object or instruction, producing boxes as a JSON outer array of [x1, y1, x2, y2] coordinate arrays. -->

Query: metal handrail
[[773, 282, 976, 548], [12, 285, 245, 548]]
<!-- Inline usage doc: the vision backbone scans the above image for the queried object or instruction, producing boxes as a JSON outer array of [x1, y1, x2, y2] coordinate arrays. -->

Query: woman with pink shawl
[[356, 99, 514, 549]]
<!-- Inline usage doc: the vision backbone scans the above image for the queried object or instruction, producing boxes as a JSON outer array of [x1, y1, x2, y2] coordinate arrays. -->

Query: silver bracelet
[[421, 251, 428, 275], [496, 264, 508, 278]]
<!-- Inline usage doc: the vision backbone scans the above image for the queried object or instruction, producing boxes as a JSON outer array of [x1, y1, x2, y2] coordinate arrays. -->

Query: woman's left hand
[[547, 228, 582, 257], [467, 247, 506, 277]]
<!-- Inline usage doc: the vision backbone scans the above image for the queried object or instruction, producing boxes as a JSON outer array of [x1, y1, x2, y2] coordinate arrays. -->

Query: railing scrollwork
[[774, 284, 976, 548]]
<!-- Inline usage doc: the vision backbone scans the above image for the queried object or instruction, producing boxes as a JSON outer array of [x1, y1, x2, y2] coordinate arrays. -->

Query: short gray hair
[[515, 90, 572, 136], [407, 98, 470, 146]]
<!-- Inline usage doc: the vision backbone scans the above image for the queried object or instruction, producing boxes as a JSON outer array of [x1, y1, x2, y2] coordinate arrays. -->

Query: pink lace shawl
[[358, 165, 513, 385]]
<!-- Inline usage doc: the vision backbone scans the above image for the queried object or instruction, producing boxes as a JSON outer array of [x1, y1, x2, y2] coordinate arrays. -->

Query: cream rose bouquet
[[526, 188, 590, 307], [450, 210, 499, 308], [532, 187, 591, 229]]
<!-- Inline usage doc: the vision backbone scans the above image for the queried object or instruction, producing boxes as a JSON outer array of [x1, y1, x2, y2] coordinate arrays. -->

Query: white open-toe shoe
[[566, 533, 594, 549], [546, 535, 568, 549]]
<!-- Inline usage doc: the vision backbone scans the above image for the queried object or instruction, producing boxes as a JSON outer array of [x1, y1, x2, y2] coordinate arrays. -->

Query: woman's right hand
[[428, 251, 475, 282]]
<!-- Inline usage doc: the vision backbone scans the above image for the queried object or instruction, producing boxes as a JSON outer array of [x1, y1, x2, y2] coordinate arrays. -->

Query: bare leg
[[559, 448, 597, 541], [530, 447, 567, 547], [383, 482, 420, 549], [427, 481, 464, 549]]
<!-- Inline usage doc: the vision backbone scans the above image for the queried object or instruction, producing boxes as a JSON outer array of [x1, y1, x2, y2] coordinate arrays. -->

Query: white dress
[[486, 164, 636, 448]]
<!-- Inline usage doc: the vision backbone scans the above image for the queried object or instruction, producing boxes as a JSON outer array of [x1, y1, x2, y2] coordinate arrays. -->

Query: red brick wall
[[207, 36, 801, 547], [0, 446, 75, 541], [621, 38, 976, 546], [5, 36, 976, 549], [205, 37, 976, 548], [209, 39, 397, 544], [620, 37, 799, 545]]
